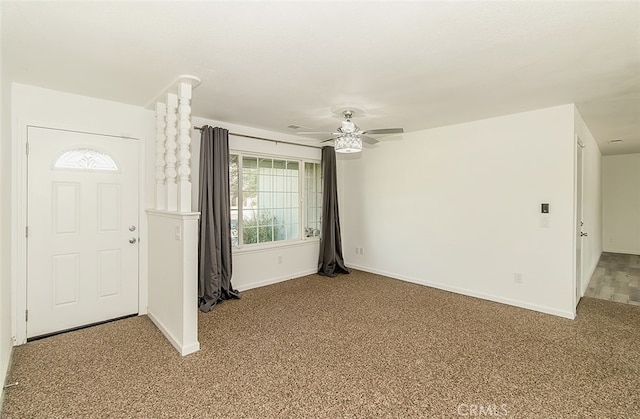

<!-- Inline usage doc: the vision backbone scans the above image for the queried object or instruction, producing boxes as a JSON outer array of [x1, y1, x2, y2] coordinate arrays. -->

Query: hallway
[[585, 252, 640, 307]]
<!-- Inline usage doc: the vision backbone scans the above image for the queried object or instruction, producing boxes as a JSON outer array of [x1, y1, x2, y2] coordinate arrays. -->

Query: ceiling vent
[[608, 139, 623, 144]]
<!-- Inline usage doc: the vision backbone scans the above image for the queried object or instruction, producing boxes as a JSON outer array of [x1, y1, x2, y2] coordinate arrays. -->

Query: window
[[304, 162, 322, 238], [54, 148, 118, 171], [230, 153, 321, 248]]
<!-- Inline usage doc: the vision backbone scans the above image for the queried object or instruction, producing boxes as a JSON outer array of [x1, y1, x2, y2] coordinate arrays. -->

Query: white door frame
[[573, 135, 585, 311], [11, 120, 148, 345]]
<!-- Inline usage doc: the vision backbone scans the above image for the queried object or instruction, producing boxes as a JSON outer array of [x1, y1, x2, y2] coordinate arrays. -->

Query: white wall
[[9, 83, 155, 344], [1, 3, 14, 399], [147, 211, 199, 355], [574, 107, 603, 296], [190, 116, 321, 291], [339, 104, 577, 318], [602, 153, 640, 255]]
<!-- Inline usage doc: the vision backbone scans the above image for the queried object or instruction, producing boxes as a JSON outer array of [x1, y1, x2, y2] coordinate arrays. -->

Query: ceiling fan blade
[[362, 136, 379, 145], [297, 131, 339, 135], [362, 128, 404, 135], [321, 137, 338, 143]]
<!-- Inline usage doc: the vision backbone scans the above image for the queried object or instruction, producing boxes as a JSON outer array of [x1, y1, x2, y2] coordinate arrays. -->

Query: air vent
[[287, 124, 302, 130], [608, 139, 623, 144]]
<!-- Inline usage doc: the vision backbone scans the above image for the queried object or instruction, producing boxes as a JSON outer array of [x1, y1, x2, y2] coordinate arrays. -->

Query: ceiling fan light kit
[[298, 109, 404, 154], [334, 133, 362, 153]]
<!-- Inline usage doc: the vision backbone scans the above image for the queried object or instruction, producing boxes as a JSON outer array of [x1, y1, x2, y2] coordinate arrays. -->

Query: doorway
[[26, 127, 140, 339]]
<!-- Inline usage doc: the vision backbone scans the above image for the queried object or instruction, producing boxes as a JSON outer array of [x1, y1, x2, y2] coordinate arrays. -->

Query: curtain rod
[[193, 126, 322, 149]]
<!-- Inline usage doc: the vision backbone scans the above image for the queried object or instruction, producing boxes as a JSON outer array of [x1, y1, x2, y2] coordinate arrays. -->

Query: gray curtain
[[198, 126, 240, 312], [318, 146, 350, 277]]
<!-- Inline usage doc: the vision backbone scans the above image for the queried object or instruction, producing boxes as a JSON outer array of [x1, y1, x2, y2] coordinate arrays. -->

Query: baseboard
[[347, 263, 575, 320], [147, 311, 200, 356], [235, 269, 318, 292], [602, 248, 640, 256]]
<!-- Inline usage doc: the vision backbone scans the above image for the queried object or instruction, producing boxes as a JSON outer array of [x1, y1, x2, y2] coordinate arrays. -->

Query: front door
[[27, 127, 139, 338]]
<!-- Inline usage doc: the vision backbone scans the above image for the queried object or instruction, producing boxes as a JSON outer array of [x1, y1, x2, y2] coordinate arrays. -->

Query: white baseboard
[[602, 248, 640, 256], [235, 269, 318, 292], [347, 264, 575, 320], [147, 311, 200, 356]]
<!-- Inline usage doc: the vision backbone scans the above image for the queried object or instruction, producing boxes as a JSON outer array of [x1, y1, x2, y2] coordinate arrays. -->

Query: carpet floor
[[2, 270, 639, 418]]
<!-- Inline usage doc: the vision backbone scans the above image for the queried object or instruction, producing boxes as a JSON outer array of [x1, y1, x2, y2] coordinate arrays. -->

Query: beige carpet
[[2, 270, 639, 418]]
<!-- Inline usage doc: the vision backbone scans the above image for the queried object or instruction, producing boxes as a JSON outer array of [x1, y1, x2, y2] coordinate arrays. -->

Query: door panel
[[27, 127, 139, 338]]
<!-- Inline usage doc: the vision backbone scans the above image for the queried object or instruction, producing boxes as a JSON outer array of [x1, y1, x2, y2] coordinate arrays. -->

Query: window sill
[[232, 238, 320, 255]]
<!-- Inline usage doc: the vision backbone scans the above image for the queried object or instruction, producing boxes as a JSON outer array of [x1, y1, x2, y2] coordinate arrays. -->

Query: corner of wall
[[1, 6, 16, 405]]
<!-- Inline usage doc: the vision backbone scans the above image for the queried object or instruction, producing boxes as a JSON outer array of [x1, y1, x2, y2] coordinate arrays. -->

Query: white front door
[[27, 127, 139, 338]]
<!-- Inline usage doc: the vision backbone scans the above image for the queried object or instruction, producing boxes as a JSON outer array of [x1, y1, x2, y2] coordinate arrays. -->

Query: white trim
[[602, 248, 640, 256], [233, 237, 319, 255], [12, 121, 148, 344], [145, 209, 200, 220], [347, 264, 576, 320], [235, 268, 317, 292], [147, 311, 200, 356], [572, 134, 581, 311]]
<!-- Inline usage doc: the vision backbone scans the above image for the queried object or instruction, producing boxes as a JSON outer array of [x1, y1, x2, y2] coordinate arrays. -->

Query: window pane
[[54, 148, 118, 171], [235, 155, 310, 246], [230, 210, 239, 247], [304, 162, 322, 237], [243, 169, 257, 192], [230, 154, 240, 213], [244, 227, 258, 244], [243, 156, 257, 169], [259, 158, 272, 169], [258, 226, 273, 243]]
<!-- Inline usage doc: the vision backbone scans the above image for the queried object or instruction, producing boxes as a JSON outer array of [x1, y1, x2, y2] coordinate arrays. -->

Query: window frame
[[230, 149, 321, 252]]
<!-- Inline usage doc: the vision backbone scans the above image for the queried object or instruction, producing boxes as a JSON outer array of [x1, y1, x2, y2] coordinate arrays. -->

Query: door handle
[[580, 232, 588, 237], [129, 237, 137, 244]]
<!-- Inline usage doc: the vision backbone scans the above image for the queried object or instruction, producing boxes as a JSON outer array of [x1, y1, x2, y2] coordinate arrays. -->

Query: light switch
[[175, 225, 182, 240]]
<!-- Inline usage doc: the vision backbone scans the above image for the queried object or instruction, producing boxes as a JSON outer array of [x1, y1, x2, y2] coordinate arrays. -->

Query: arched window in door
[[54, 148, 119, 171]]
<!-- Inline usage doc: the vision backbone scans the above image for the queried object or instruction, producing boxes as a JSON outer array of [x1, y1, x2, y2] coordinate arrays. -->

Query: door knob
[[129, 237, 137, 244], [129, 225, 136, 232], [580, 232, 588, 237]]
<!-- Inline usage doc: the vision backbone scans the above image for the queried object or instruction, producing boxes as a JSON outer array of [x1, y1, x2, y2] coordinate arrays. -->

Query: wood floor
[[585, 252, 640, 307]]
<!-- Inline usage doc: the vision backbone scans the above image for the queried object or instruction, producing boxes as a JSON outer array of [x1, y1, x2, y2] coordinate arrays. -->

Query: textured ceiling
[[2, 1, 639, 155]]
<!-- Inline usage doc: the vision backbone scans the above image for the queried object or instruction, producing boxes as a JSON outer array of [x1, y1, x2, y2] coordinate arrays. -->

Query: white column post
[[177, 82, 192, 212], [155, 102, 167, 210], [165, 93, 178, 211]]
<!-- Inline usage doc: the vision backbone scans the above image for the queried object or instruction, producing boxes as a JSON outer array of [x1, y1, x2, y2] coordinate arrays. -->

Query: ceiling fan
[[298, 110, 404, 153]]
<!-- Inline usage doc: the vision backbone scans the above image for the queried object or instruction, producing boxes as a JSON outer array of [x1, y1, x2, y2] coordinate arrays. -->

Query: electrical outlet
[[514, 273, 523, 284]]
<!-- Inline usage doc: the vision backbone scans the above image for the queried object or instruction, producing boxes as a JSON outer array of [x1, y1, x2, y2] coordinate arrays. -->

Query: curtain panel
[[198, 126, 240, 312], [318, 146, 350, 277]]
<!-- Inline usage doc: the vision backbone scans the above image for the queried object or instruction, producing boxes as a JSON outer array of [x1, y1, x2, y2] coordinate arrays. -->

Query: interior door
[[27, 127, 139, 338], [576, 139, 585, 306]]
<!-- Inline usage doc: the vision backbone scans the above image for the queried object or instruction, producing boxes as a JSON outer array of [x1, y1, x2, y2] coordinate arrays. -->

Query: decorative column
[[177, 82, 192, 212], [165, 93, 178, 211], [155, 103, 167, 210]]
